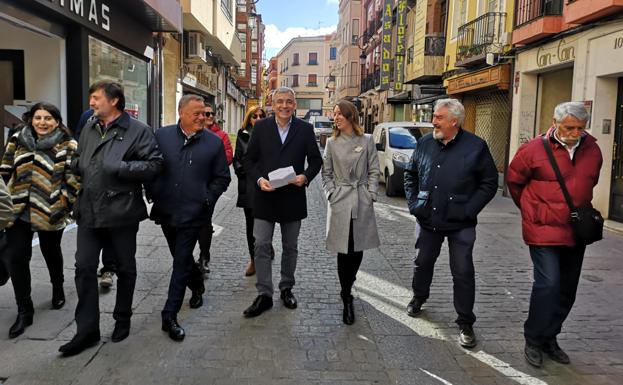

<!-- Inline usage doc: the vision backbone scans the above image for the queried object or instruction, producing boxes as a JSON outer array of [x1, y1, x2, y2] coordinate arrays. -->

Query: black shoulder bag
[[541, 136, 603, 245]]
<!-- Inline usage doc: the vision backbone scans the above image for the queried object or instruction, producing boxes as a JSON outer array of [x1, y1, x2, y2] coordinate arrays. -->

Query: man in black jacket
[[403, 98, 497, 348], [242, 87, 322, 318], [146, 94, 230, 341], [60, 81, 163, 356]]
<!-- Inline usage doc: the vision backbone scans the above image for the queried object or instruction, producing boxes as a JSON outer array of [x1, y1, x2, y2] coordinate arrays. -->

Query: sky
[[256, 0, 339, 60]]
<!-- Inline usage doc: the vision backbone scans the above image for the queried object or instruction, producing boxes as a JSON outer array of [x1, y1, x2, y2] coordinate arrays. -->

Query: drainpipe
[[502, 58, 515, 197]]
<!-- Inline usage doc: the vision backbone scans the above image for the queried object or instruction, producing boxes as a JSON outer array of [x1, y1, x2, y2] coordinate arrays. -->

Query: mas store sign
[[34, 0, 153, 58], [43, 0, 111, 31]]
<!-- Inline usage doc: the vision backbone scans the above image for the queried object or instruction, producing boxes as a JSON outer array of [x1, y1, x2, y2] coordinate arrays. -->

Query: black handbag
[[541, 136, 603, 245]]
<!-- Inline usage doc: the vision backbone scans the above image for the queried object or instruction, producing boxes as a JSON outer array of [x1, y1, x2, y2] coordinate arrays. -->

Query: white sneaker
[[99, 271, 114, 288]]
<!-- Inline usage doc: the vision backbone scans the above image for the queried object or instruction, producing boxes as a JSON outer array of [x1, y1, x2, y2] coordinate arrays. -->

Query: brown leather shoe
[[245, 261, 256, 276]]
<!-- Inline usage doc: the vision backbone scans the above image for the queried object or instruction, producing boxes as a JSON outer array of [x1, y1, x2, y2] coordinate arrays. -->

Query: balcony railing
[[360, 69, 380, 93], [515, 0, 563, 27], [424, 36, 446, 56], [362, 29, 370, 45], [456, 12, 507, 66], [367, 14, 382, 35]]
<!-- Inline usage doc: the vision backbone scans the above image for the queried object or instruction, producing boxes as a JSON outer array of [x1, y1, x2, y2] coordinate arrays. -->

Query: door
[[609, 78, 623, 222], [0, 60, 13, 151], [0, 50, 25, 156]]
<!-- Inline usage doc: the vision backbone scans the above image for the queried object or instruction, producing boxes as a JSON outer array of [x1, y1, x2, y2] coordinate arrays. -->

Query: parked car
[[372, 121, 434, 196], [309, 116, 334, 140]]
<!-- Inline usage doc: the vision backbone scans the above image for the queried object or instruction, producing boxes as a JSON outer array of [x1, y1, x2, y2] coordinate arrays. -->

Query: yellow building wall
[[443, 0, 515, 87], [163, 35, 181, 126]]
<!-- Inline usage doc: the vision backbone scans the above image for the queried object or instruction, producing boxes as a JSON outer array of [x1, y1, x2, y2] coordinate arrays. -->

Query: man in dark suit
[[242, 87, 322, 317], [147, 94, 230, 341]]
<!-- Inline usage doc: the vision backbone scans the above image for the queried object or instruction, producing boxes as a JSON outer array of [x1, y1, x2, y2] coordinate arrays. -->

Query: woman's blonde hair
[[242, 105, 267, 130], [332, 99, 363, 138]]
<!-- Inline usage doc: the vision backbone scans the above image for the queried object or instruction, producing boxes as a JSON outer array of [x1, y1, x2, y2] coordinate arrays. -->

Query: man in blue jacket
[[404, 98, 497, 349], [146, 94, 230, 341]]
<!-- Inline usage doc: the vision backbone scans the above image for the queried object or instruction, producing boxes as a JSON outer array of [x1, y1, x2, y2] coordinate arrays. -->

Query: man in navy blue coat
[[404, 98, 497, 349], [147, 94, 230, 341]]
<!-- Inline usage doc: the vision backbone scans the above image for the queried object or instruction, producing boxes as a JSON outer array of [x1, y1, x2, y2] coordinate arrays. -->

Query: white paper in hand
[[268, 166, 296, 188]]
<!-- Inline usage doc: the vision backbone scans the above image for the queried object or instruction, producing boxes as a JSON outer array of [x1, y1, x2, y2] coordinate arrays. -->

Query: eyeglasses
[[252, 114, 265, 119], [204, 111, 214, 117]]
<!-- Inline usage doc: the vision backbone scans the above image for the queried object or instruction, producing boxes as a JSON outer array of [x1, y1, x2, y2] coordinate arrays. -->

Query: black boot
[[9, 298, 34, 339], [52, 283, 65, 310], [341, 293, 355, 325]]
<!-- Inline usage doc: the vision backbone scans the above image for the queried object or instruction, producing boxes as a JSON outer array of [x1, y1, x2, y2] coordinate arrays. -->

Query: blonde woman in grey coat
[[322, 99, 381, 325]]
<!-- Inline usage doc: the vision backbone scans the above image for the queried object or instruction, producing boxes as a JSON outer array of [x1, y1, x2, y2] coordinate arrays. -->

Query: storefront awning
[[412, 93, 448, 105], [447, 64, 510, 95], [387, 91, 412, 104], [136, 0, 183, 33]]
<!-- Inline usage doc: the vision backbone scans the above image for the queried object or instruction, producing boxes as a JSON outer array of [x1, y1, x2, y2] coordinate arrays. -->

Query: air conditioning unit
[[187, 32, 206, 62]]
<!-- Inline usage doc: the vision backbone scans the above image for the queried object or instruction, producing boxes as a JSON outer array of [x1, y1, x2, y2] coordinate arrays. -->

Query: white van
[[372, 121, 434, 196], [309, 115, 334, 140]]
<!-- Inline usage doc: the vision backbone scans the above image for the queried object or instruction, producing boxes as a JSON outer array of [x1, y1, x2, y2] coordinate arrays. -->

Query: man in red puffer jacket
[[507, 101, 603, 368], [197, 103, 233, 276]]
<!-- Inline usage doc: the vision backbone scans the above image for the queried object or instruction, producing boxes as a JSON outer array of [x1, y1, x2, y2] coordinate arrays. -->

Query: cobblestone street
[[0, 166, 621, 385]]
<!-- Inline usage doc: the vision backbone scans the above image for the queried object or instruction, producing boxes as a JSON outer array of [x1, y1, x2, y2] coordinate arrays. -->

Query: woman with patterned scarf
[[0, 102, 80, 338]]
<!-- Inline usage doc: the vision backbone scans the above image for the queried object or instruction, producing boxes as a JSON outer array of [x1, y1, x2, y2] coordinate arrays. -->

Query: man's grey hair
[[434, 98, 465, 127], [554, 102, 589, 123], [178, 94, 204, 110], [272, 86, 296, 99]]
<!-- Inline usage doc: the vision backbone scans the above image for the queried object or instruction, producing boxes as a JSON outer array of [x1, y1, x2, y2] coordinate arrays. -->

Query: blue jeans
[[524, 245, 585, 346]]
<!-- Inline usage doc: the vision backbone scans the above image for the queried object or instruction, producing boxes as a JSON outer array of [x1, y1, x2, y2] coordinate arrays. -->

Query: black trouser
[[74, 224, 139, 336], [337, 220, 363, 296], [524, 245, 585, 346], [7, 219, 64, 307], [161, 224, 203, 317], [198, 223, 213, 263], [243, 207, 255, 259], [412, 226, 477, 326], [100, 247, 117, 274]]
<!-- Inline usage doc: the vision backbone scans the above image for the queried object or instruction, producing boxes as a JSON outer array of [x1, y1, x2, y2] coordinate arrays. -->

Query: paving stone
[[0, 164, 621, 384]]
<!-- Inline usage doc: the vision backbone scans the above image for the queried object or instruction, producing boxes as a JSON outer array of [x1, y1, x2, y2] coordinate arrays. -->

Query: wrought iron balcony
[[360, 70, 380, 94], [456, 12, 507, 67], [424, 36, 446, 56], [515, 0, 563, 27], [361, 29, 371, 46]]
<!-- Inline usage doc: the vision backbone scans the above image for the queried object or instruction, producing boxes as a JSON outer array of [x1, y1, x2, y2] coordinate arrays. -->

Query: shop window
[[88, 36, 148, 123]]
